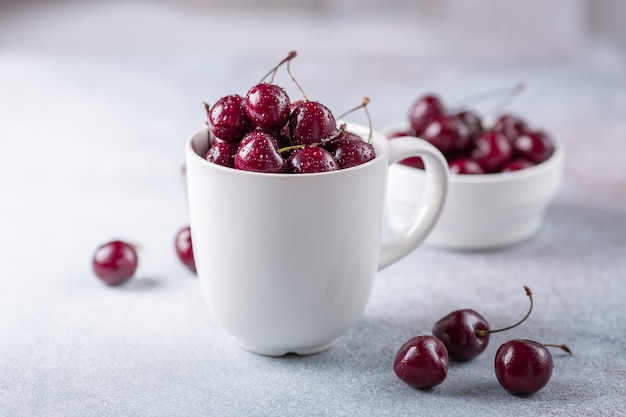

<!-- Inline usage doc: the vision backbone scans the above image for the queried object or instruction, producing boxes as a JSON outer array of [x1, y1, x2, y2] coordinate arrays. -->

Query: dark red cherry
[[175, 226, 196, 273], [495, 340, 571, 395], [449, 157, 485, 175], [205, 141, 235, 168], [432, 309, 490, 361], [208, 95, 252, 145], [92, 240, 138, 286], [470, 131, 513, 173], [287, 145, 339, 173], [409, 95, 446, 136], [492, 114, 529, 143], [513, 131, 555, 164], [393, 335, 449, 390], [502, 158, 535, 172], [433, 286, 534, 361], [289, 101, 337, 145], [421, 116, 467, 157], [234, 131, 286, 173], [453, 110, 483, 141], [328, 132, 376, 169], [244, 83, 291, 132]]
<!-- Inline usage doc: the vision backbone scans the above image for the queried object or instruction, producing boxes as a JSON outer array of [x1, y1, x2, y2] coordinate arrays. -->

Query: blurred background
[[0, 0, 624, 277]]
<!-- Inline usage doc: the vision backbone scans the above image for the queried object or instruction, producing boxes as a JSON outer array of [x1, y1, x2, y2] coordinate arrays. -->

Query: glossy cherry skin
[[492, 114, 529, 143], [432, 309, 490, 361], [244, 83, 291, 132], [409, 95, 446, 136], [421, 116, 466, 157], [495, 339, 553, 395], [289, 101, 337, 145], [287, 145, 339, 173], [92, 240, 138, 286], [175, 226, 196, 273], [470, 131, 513, 173], [394, 335, 449, 390], [448, 157, 485, 175], [328, 131, 376, 169], [502, 158, 534, 172], [208, 94, 252, 144], [205, 141, 235, 168], [453, 110, 483, 141], [513, 131, 554, 164], [234, 131, 286, 173]]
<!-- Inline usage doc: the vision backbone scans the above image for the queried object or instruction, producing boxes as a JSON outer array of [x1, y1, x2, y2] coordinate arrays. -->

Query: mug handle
[[379, 137, 449, 270]]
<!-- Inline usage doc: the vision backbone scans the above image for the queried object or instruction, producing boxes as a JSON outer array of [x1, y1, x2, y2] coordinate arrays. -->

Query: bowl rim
[[382, 121, 564, 184]]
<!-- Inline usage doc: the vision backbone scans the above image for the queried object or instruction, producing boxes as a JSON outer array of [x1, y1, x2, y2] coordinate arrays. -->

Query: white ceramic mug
[[185, 122, 448, 356]]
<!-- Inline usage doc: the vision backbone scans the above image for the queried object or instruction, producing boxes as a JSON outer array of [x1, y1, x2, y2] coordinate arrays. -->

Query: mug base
[[235, 339, 340, 357]]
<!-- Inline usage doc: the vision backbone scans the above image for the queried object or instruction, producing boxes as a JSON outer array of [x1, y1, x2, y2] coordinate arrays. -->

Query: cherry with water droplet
[[207, 95, 252, 145], [234, 131, 286, 173]]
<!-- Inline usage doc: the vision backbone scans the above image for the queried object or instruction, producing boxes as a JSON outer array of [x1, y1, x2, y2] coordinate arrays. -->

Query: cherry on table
[[92, 240, 138, 286], [432, 286, 534, 361], [393, 335, 449, 390], [175, 226, 196, 273], [495, 340, 571, 395]]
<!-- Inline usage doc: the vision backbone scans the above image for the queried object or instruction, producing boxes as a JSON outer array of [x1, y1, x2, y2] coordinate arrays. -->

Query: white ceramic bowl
[[384, 122, 565, 250]]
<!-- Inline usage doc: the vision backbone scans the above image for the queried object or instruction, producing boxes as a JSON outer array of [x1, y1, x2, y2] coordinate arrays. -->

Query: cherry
[[205, 141, 235, 168], [289, 101, 337, 145], [409, 95, 446, 136], [492, 114, 529, 143], [287, 145, 339, 173], [234, 131, 286, 173], [207, 95, 252, 145], [393, 335, 449, 390], [421, 116, 466, 157], [175, 226, 196, 273], [92, 240, 138, 286], [432, 286, 533, 361], [328, 131, 376, 169], [448, 157, 485, 175], [513, 131, 554, 164], [470, 131, 513, 173], [502, 158, 534, 172], [245, 83, 291, 132], [453, 110, 483, 141], [495, 340, 571, 395]]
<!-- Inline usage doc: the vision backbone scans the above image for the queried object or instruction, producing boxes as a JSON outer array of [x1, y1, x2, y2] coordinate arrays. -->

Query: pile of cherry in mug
[[387, 91, 556, 174]]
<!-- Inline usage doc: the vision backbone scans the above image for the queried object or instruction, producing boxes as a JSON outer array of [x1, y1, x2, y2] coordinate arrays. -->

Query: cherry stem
[[259, 50, 298, 85], [285, 51, 308, 101], [277, 123, 347, 154], [544, 344, 573, 355], [476, 286, 533, 337], [450, 81, 525, 114], [337, 97, 372, 143]]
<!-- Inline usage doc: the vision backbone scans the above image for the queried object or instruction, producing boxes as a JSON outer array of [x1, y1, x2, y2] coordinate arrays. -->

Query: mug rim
[[187, 120, 389, 178]]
